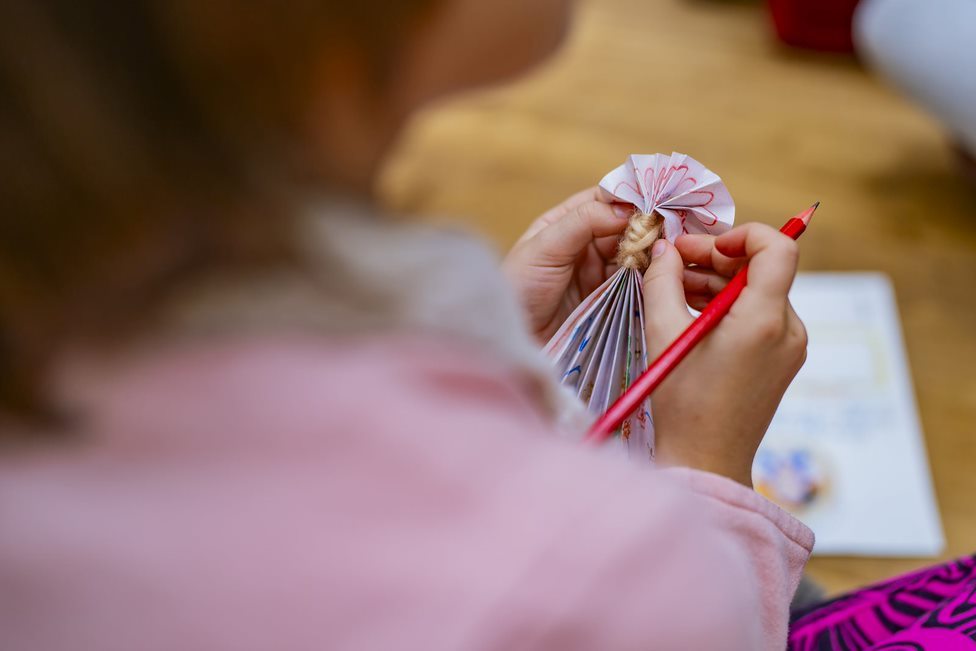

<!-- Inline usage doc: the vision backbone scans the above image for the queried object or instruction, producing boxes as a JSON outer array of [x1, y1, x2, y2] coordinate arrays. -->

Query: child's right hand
[[642, 224, 807, 487]]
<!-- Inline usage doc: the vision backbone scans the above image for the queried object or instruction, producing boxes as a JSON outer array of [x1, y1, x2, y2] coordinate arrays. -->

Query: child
[[0, 0, 917, 649]]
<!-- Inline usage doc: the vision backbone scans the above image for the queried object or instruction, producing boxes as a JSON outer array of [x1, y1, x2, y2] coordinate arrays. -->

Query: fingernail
[[611, 203, 632, 219], [651, 239, 667, 259]]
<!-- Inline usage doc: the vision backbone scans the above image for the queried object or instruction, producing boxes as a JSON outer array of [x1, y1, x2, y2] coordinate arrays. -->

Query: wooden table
[[381, 0, 976, 595]]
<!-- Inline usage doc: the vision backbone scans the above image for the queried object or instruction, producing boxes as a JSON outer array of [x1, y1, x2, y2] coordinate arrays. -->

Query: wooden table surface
[[380, 0, 976, 595]]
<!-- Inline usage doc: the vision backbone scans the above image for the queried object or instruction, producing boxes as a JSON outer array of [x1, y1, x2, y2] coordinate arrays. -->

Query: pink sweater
[[0, 335, 813, 650]]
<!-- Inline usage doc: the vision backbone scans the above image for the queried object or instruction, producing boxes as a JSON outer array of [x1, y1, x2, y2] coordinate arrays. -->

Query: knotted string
[[616, 209, 664, 271]]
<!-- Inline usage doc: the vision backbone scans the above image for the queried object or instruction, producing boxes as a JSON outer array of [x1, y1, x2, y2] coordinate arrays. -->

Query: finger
[[673, 234, 716, 267], [530, 200, 629, 268], [682, 267, 730, 297], [594, 185, 614, 202], [643, 239, 695, 355], [685, 292, 714, 312], [519, 187, 631, 243], [785, 301, 807, 345], [593, 232, 623, 263], [779, 301, 809, 373], [576, 244, 608, 297], [714, 223, 799, 300], [674, 233, 745, 277], [548, 186, 603, 216]]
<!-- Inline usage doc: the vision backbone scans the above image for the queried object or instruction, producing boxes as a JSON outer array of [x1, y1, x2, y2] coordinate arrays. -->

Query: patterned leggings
[[789, 555, 976, 650]]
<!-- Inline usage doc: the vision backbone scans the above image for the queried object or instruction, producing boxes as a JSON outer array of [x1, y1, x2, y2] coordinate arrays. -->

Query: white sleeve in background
[[855, 0, 976, 154]]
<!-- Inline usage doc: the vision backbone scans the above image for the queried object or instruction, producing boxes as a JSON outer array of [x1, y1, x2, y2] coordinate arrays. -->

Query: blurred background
[[380, 0, 976, 595]]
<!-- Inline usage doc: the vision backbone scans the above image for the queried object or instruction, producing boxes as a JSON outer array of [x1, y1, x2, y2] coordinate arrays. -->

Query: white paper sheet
[[756, 272, 944, 557]]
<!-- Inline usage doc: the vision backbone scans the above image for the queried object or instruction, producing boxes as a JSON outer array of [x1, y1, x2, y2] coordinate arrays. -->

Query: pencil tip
[[798, 202, 819, 226]]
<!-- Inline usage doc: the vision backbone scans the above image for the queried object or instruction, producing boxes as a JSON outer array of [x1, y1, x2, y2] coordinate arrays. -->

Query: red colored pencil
[[584, 202, 820, 445]]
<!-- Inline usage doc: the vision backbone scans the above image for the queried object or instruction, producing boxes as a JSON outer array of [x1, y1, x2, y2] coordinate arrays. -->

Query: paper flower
[[546, 153, 734, 459], [600, 152, 735, 244]]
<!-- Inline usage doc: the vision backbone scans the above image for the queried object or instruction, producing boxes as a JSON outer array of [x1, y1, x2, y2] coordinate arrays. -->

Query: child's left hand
[[503, 187, 632, 341]]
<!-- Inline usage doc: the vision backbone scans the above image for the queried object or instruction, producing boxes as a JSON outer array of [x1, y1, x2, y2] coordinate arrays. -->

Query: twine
[[616, 210, 664, 271]]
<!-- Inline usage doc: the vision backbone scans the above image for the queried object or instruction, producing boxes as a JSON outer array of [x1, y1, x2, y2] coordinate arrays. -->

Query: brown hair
[[0, 1, 436, 426]]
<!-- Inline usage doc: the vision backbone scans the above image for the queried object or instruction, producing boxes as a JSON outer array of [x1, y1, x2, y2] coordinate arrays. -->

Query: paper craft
[[599, 153, 736, 244], [545, 153, 735, 458], [758, 273, 944, 556]]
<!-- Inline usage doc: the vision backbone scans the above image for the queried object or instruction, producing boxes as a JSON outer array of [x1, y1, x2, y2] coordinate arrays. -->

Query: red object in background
[[768, 0, 862, 53]]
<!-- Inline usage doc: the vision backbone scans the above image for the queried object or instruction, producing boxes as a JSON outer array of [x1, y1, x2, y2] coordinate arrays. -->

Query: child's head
[[161, 0, 573, 187], [0, 0, 572, 424]]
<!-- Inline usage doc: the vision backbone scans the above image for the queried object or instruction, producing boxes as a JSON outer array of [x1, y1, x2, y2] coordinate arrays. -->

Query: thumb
[[530, 200, 629, 268], [643, 239, 694, 355]]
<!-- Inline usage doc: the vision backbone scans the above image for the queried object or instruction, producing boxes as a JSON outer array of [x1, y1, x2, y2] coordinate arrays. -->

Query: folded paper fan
[[545, 153, 735, 459]]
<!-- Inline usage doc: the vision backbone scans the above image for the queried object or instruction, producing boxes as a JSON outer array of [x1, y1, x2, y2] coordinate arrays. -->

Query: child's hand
[[503, 187, 632, 341], [643, 224, 807, 487]]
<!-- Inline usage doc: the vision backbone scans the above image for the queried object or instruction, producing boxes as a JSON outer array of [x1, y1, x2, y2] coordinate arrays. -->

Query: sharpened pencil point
[[799, 202, 819, 226]]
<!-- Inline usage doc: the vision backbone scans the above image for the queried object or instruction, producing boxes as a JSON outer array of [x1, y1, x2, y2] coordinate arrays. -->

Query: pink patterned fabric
[[0, 335, 815, 650], [790, 556, 976, 650]]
